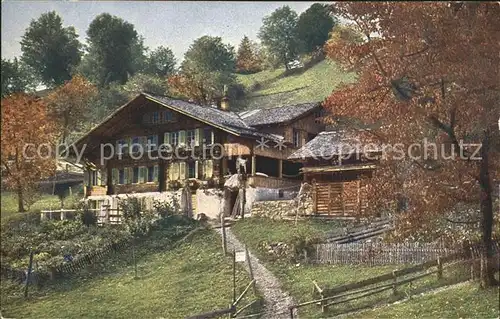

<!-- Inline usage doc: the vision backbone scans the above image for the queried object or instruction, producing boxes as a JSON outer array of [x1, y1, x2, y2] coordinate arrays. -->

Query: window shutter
[[195, 128, 203, 146], [140, 136, 147, 151], [180, 162, 187, 180], [138, 167, 144, 183], [205, 160, 213, 179], [168, 163, 174, 181], [164, 132, 171, 146], [101, 170, 107, 186], [127, 167, 133, 184], [112, 168, 117, 184], [84, 170, 90, 186], [195, 160, 199, 179], [179, 130, 186, 146], [174, 162, 180, 180], [153, 165, 159, 182]]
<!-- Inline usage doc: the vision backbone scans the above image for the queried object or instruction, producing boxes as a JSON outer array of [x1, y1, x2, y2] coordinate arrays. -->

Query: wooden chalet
[[72, 92, 324, 218], [288, 130, 381, 217]]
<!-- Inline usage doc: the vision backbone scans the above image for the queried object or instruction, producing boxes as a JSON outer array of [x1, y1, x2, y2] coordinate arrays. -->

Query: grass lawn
[[345, 282, 500, 319], [1, 229, 262, 319], [231, 217, 479, 318], [235, 60, 355, 110], [1, 191, 81, 220]]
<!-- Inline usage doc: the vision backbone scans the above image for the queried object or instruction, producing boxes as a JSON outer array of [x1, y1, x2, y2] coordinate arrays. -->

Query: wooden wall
[[312, 180, 369, 216]]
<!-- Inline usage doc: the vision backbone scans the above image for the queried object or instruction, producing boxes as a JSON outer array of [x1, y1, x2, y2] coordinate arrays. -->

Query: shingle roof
[[144, 93, 283, 141], [287, 130, 381, 160], [238, 102, 320, 126]]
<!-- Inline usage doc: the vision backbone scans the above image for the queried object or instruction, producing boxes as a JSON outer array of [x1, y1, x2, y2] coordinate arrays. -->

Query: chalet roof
[[146, 94, 252, 131], [287, 130, 381, 160], [238, 102, 321, 126], [144, 93, 283, 141]]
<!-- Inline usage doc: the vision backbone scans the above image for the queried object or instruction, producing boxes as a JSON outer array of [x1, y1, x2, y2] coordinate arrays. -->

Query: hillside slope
[[1, 229, 261, 318], [345, 282, 499, 319], [234, 59, 355, 110]]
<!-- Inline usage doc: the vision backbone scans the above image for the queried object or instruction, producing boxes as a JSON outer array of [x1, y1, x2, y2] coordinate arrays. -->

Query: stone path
[[216, 227, 298, 319]]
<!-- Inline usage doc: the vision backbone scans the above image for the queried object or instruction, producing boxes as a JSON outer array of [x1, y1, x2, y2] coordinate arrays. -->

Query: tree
[[170, 36, 235, 105], [45, 75, 98, 143], [145, 46, 177, 78], [236, 36, 262, 74], [258, 6, 299, 70], [1, 58, 37, 97], [1, 94, 57, 212], [85, 13, 145, 86], [20, 11, 82, 87], [297, 3, 337, 54], [123, 73, 169, 97], [324, 2, 500, 287]]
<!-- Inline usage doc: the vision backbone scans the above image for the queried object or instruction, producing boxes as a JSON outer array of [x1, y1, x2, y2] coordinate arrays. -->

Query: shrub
[[289, 230, 323, 262], [76, 202, 98, 227], [229, 83, 246, 100], [250, 82, 262, 92], [153, 197, 180, 218]]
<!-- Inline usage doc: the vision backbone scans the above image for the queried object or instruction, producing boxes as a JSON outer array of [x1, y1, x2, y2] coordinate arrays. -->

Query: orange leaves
[[1, 93, 57, 191], [324, 2, 500, 238], [45, 75, 97, 141]]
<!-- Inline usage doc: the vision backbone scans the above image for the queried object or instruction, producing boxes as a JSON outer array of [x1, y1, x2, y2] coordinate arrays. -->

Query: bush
[[77, 202, 98, 226], [289, 231, 323, 262], [229, 83, 246, 100], [153, 197, 180, 218], [119, 197, 155, 237], [249, 82, 262, 92]]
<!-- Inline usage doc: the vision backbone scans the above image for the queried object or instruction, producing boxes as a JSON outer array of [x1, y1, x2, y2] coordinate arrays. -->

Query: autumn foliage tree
[[324, 2, 500, 287], [236, 36, 262, 74], [1, 94, 57, 212], [45, 75, 98, 143]]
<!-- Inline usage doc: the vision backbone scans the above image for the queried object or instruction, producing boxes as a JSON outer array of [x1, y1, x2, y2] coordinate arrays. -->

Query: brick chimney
[[220, 85, 230, 111]]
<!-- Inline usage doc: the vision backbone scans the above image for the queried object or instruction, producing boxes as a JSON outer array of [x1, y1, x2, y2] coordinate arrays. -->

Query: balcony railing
[[248, 175, 301, 189]]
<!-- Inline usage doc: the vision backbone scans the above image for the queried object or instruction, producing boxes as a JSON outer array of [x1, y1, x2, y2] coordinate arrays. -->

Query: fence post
[[105, 206, 110, 225], [392, 270, 398, 295], [221, 214, 227, 256], [437, 256, 443, 279], [24, 250, 34, 298], [245, 245, 256, 294], [60, 209, 65, 221]]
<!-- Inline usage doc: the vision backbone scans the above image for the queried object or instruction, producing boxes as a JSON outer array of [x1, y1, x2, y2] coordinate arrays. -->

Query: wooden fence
[[312, 241, 460, 265], [40, 207, 123, 225], [312, 241, 500, 265], [289, 252, 484, 318]]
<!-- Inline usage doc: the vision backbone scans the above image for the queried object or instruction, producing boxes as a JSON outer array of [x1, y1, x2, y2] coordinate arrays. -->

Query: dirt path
[[216, 227, 298, 319]]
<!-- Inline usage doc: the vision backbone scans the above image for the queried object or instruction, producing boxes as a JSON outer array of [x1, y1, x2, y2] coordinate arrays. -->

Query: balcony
[[86, 185, 107, 197], [248, 175, 300, 189]]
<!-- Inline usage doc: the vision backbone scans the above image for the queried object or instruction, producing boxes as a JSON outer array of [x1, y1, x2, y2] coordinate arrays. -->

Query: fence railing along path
[[40, 206, 123, 225], [289, 254, 475, 318], [312, 241, 460, 265]]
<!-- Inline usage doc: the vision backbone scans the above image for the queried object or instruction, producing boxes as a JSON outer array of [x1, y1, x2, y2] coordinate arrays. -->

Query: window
[[151, 112, 159, 124], [132, 167, 139, 184], [163, 110, 173, 122], [146, 135, 158, 151], [90, 170, 98, 186], [188, 162, 196, 179], [186, 130, 195, 147], [119, 168, 125, 184], [117, 139, 128, 155], [293, 129, 301, 148], [131, 136, 142, 154], [203, 128, 214, 144], [147, 166, 155, 182], [171, 131, 179, 146]]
